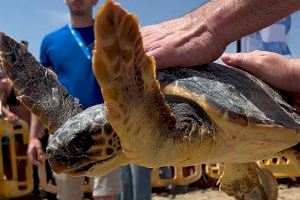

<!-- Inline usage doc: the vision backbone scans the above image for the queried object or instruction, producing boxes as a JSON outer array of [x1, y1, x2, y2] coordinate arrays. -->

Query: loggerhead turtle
[[0, 1, 300, 199], [91, 1, 300, 199]]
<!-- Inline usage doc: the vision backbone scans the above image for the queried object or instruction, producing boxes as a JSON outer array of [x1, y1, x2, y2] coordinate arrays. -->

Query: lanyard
[[68, 23, 92, 60]]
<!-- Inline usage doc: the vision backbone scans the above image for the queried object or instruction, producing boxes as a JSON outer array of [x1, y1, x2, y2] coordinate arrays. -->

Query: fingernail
[[221, 54, 231, 63]]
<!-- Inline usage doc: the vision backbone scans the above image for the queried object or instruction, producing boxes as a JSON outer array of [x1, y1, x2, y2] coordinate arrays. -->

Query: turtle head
[[46, 105, 129, 177]]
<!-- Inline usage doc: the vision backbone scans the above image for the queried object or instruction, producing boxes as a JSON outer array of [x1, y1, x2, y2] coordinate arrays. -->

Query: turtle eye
[[69, 133, 92, 154]]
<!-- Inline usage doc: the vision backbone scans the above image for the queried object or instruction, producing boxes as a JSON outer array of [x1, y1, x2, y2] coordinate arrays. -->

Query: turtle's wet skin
[[1, 0, 300, 199]]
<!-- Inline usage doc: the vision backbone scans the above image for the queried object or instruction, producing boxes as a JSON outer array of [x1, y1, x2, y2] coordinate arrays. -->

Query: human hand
[[141, 18, 225, 68], [1, 106, 19, 123], [221, 50, 300, 93], [5, 112, 18, 123], [27, 137, 46, 166]]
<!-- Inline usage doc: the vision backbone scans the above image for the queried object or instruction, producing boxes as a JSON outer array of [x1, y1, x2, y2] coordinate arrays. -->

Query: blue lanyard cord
[[68, 23, 92, 60]]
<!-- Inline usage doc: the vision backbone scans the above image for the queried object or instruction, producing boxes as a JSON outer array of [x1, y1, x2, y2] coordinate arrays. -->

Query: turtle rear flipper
[[93, 1, 180, 166], [220, 163, 278, 200]]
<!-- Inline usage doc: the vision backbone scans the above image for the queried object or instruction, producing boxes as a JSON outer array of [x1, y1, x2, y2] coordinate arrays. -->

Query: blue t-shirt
[[40, 25, 103, 108]]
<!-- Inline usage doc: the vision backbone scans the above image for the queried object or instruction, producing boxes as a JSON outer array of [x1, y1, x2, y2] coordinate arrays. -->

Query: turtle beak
[[47, 144, 96, 175], [46, 132, 95, 174], [48, 155, 90, 176], [46, 148, 69, 174], [46, 138, 63, 173], [46, 130, 129, 177], [46, 148, 60, 172], [46, 141, 120, 177], [45, 104, 127, 176]]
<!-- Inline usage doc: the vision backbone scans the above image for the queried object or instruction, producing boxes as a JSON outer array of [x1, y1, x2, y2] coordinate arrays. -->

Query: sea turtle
[[91, 1, 300, 199], [1, 1, 300, 199]]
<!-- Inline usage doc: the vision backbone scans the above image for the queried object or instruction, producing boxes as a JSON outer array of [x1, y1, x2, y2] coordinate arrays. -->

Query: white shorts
[[54, 168, 123, 199], [92, 168, 123, 197]]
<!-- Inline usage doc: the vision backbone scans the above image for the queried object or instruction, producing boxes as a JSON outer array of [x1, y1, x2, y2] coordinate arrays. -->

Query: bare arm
[[27, 113, 46, 165], [2, 106, 18, 122], [142, 0, 300, 68], [27, 114, 45, 165], [30, 114, 46, 139], [208, 0, 300, 46]]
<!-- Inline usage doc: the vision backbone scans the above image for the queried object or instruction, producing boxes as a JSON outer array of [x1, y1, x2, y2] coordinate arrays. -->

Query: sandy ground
[[7, 184, 300, 200], [152, 185, 300, 200]]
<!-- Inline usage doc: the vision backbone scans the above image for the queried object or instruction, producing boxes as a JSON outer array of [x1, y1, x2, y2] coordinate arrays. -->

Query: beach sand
[[152, 185, 300, 200]]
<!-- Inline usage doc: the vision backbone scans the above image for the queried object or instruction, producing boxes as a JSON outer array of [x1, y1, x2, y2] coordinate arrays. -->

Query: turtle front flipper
[[0, 33, 82, 133], [93, 1, 183, 167], [219, 162, 278, 200]]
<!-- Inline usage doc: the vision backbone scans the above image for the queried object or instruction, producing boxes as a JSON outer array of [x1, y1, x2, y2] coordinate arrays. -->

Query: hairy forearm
[[142, 0, 299, 67], [289, 59, 300, 92], [203, 0, 300, 45]]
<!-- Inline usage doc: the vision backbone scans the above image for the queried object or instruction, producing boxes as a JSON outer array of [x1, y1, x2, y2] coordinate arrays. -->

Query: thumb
[[28, 147, 40, 166], [221, 53, 255, 72]]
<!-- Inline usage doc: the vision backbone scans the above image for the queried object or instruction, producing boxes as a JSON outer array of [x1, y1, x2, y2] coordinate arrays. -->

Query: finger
[[4, 117, 11, 122], [222, 53, 247, 66], [147, 47, 169, 68], [12, 116, 18, 123], [222, 53, 265, 76], [27, 148, 40, 166], [37, 148, 46, 162]]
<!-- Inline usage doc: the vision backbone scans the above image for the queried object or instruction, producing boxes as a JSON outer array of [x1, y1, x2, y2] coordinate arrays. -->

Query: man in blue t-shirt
[[40, 17, 101, 109], [27, 1, 123, 200]]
